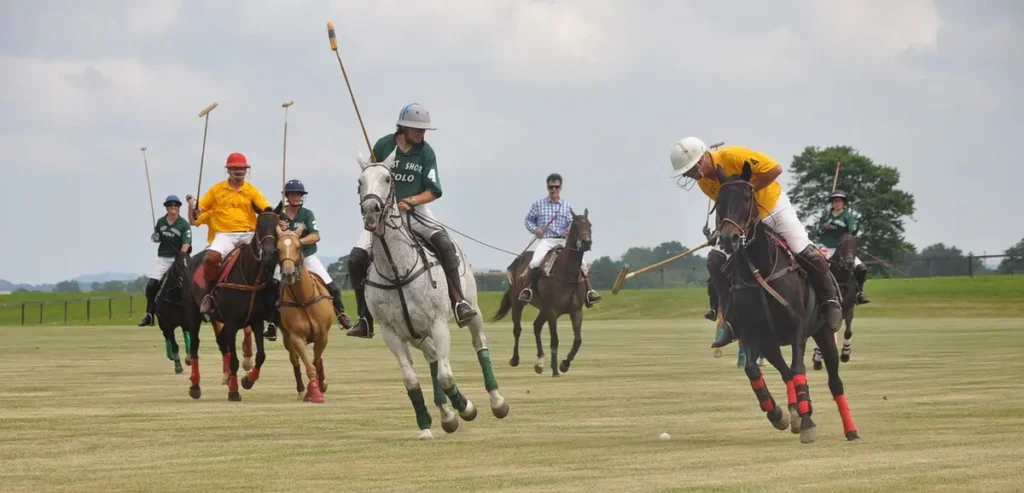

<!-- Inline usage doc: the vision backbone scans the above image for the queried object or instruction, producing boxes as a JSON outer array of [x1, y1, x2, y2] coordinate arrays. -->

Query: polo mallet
[[707, 140, 725, 356], [141, 146, 156, 228], [194, 102, 219, 217], [831, 156, 842, 193], [327, 21, 376, 161], [281, 100, 294, 205], [612, 240, 713, 294]]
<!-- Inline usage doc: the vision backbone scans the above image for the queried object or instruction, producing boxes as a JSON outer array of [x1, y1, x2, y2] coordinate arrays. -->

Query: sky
[[1, 0, 1022, 284]]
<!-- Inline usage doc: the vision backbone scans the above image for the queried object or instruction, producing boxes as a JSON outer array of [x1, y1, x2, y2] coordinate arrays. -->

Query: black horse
[[182, 207, 279, 401], [815, 233, 859, 370], [153, 251, 192, 374], [710, 163, 860, 444]]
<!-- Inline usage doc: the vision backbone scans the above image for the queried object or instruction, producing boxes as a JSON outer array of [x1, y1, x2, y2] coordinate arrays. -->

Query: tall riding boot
[[138, 278, 159, 326], [708, 250, 737, 348], [854, 264, 870, 304], [431, 231, 478, 327], [264, 278, 279, 341], [798, 245, 843, 331], [582, 272, 602, 308], [200, 251, 222, 314], [518, 265, 539, 302], [345, 247, 374, 338], [705, 279, 718, 321], [326, 282, 353, 329]]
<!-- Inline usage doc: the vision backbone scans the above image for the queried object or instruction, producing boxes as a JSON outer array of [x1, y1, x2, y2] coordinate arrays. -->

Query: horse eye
[[385, 176, 392, 183]]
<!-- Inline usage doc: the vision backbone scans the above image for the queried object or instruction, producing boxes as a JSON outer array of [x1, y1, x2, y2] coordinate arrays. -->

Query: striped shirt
[[524, 197, 573, 239]]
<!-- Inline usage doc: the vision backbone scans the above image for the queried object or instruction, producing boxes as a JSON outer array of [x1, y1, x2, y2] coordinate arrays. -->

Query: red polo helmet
[[226, 152, 249, 168]]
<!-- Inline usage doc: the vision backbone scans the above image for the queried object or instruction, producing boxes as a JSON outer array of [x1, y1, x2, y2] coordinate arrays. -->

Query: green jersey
[[156, 215, 191, 258], [279, 207, 318, 256], [817, 209, 857, 248], [373, 134, 443, 200]]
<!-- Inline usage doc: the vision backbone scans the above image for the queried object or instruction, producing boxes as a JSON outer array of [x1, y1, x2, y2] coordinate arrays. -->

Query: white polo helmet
[[669, 137, 708, 178], [396, 103, 436, 130]]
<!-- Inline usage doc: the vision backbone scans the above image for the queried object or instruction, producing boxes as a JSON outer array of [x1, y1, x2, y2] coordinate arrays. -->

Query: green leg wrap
[[183, 330, 192, 354], [476, 349, 499, 391], [715, 325, 725, 341], [550, 348, 558, 374], [164, 339, 173, 361], [406, 386, 433, 430], [429, 362, 448, 407], [736, 344, 747, 368]]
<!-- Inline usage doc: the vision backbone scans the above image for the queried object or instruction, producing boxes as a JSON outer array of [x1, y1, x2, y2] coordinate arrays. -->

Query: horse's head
[[253, 206, 280, 267], [567, 208, 592, 252], [837, 233, 858, 269], [357, 149, 398, 233], [714, 163, 758, 255], [275, 223, 305, 284]]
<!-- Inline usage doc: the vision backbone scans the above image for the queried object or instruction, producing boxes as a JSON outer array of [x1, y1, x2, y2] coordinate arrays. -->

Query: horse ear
[[357, 151, 370, 170], [584, 208, 589, 218], [294, 222, 305, 236], [276, 223, 285, 237], [383, 148, 398, 170], [741, 162, 752, 182], [715, 166, 727, 183]]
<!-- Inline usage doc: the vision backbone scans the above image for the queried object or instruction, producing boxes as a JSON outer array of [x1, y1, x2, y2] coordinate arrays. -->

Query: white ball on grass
[[659, 432, 670, 441]]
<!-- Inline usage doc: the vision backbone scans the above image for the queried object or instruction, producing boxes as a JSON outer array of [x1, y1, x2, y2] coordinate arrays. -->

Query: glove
[[151, 232, 160, 243], [702, 224, 712, 240]]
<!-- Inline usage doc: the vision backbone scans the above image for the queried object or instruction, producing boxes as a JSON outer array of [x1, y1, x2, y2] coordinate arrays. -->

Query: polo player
[[345, 102, 478, 339], [817, 190, 870, 304], [186, 152, 274, 319], [669, 137, 843, 348], [517, 173, 601, 307], [138, 194, 192, 326]]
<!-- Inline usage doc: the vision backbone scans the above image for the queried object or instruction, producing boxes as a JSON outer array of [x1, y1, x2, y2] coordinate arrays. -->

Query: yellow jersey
[[196, 180, 273, 237], [696, 146, 782, 219]]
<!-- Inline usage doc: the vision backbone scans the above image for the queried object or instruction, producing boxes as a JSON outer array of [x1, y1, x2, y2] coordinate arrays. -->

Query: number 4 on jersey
[[427, 168, 438, 184]]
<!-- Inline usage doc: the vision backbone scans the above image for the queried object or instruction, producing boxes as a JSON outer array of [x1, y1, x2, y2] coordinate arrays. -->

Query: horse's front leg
[[466, 305, 507, 419], [789, 331, 816, 443], [241, 321, 265, 390], [743, 344, 788, 431], [548, 316, 560, 378], [532, 313, 546, 374], [841, 307, 854, 363], [509, 303, 523, 367], [280, 326, 305, 399], [559, 308, 583, 374], [185, 309, 203, 400], [241, 325, 255, 372], [159, 322, 183, 374], [754, 339, 796, 432], [381, 328, 433, 440], [225, 326, 242, 402]]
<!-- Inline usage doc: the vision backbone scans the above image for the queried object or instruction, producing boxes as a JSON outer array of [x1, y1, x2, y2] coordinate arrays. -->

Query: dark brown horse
[[713, 163, 859, 444], [815, 233, 858, 369], [182, 207, 279, 401], [492, 209, 592, 377]]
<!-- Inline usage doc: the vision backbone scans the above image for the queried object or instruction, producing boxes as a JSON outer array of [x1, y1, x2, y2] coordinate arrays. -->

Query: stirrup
[[711, 322, 736, 349], [518, 288, 533, 302]]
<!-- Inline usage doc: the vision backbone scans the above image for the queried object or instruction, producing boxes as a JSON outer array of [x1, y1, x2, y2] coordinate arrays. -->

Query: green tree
[[327, 255, 350, 287], [906, 243, 987, 277], [789, 146, 916, 268], [997, 238, 1024, 274], [54, 280, 81, 293]]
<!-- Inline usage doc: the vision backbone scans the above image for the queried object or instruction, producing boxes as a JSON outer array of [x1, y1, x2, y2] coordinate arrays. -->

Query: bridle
[[250, 211, 280, 262], [715, 180, 763, 250]]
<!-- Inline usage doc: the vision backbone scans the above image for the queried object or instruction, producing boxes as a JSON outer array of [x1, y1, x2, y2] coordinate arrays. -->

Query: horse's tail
[[491, 289, 513, 322]]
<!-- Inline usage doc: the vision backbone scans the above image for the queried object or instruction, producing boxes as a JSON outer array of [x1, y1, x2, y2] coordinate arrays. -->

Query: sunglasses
[[548, 185, 561, 190]]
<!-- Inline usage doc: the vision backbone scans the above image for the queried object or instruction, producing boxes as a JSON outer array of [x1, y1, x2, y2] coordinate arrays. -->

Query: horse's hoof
[[319, 381, 328, 393], [459, 400, 478, 422], [768, 408, 787, 430], [789, 407, 801, 434], [813, 360, 823, 371], [509, 355, 519, 367], [551, 372, 560, 378], [241, 376, 254, 390], [840, 353, 850, 363], [184, 356, 192, 366], [418, 429, 434, 440], [713, 348, 723, 358], [534, 362, 543, 374], [228, 392, 242, 402], [242, 359, 254, 372], [174, 362, 183, 374], [491, 399, 510, 419], [846, 431, 861, 441], [800, 425, 818, 444], [189, 385, 201, 400], [221, 376, 228, 385], [297, 392, 304, 401], [559, 360, 570, 373], [441, 415, 460, 433]]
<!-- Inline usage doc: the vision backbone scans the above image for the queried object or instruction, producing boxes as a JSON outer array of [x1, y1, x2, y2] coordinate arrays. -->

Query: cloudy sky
[[2, 0, 1021, 284]]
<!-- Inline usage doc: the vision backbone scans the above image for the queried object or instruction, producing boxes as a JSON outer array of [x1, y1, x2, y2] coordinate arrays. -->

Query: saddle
[[192, 246, 245, 289]]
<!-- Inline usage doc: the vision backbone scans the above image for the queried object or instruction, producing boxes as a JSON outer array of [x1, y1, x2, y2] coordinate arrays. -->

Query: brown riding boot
[[518, 266, 539, 302], [582, 272, 602, 308], [798, 245, 843, 332], [707, 250, 736, 349], [345, 247, 374, 338], [200, 251, 222, 314], [430, 231, 478, 327]]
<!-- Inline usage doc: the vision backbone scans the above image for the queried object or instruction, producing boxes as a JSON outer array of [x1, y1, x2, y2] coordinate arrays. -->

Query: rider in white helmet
[[345, 103, 478, 339], [669, 137, 843, 349]]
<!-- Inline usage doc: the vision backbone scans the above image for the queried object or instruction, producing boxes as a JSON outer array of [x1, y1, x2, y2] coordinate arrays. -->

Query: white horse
[[357, 149, 509, 440]]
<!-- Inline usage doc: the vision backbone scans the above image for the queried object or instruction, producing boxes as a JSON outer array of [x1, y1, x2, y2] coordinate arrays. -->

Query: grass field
[[3, 275, 1023, 326], [1, 277, 1023, 492]]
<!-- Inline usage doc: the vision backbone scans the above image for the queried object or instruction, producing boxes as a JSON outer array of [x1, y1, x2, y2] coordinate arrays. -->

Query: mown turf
[[1, 307, 1022, 491], [2, 275, 1023, 326]]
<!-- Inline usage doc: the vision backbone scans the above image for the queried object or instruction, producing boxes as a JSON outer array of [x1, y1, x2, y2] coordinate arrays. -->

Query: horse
[[713, 162, 860, 444], [274, 222, 333, 403], [152, 252, 192, 374], [357, 149, 508, 440], [181, 206, 279, 401], [492, 209, 593, 377], [814, 233, 858, 370]]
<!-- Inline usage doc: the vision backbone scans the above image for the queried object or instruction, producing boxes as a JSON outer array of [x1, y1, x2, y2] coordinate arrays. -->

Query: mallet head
[[141, 146, 148, 152], [282, 100, 294, 108], [198, 102, 219, 117]]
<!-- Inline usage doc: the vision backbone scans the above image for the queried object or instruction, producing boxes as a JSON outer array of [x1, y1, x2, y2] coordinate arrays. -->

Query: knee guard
[[347, 247, 370, 287], [429, 231, 460, 274]]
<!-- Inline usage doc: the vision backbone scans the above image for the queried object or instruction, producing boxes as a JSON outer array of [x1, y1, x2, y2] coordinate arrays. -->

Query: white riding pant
[[822, 247, 864, 267], [273, 253, 333, 283], [527, 238, 590, 274], [209, 231, 255, 257], [151, 256, 175, 280], [354, 205, 443, 253], [710, 192, 811, 255]]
